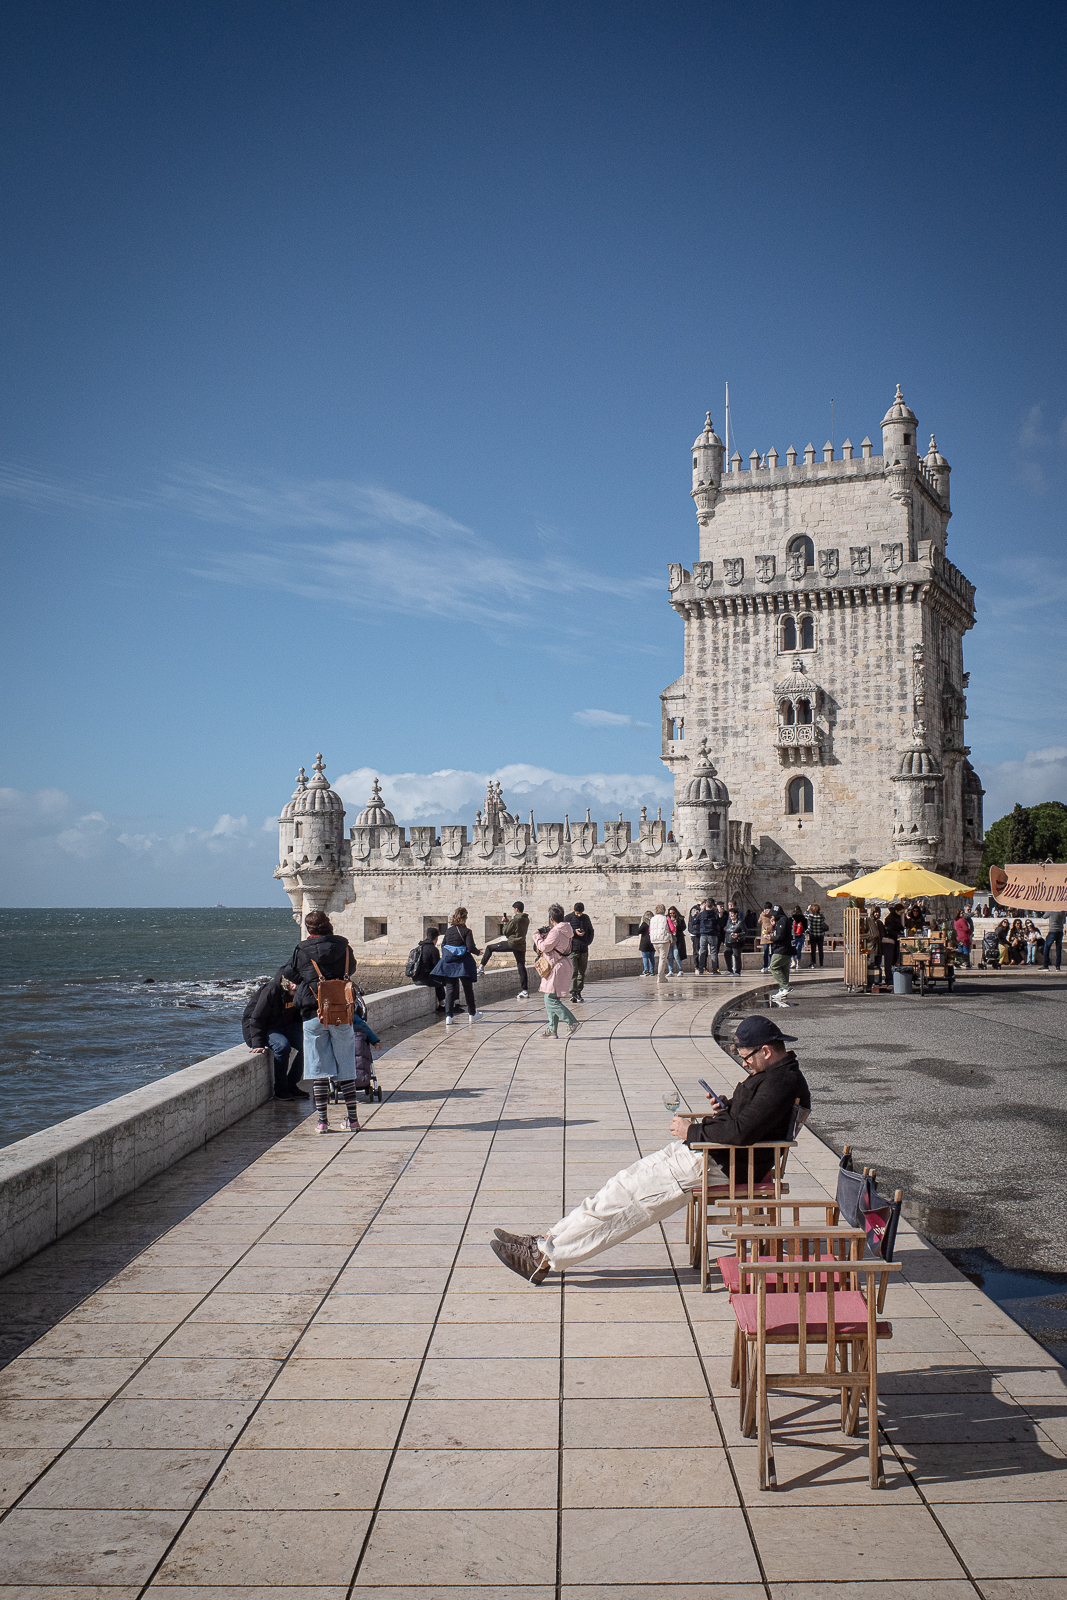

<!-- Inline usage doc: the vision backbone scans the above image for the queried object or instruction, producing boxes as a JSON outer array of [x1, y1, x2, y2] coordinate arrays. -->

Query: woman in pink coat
[[533, 904, 582, 1039]]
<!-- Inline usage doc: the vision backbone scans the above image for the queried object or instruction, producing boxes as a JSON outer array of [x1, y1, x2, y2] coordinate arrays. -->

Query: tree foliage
[[979, 800, 1067, 886]]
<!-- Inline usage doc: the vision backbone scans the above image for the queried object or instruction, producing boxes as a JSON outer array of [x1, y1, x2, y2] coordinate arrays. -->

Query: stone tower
[[662, 385, 984, 904]]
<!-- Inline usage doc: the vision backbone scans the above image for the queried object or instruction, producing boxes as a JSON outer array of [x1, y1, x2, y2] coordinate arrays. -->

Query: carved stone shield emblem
[[723, 557, 744, 586], [410, 826, 434, 861], [603, 821, 630, 857], [668, 564, 684, 590], [505, 822, 528, 858], [755, 554, 776, 583], [850, 545, 871, 575], [539, 822, 563, 857], [882, 542, 903, 572], [351, 828, 372, 861], [640, 819, 666, 855], [474, 822, 495, 859], [692, 560, 713, 588], [818, 548, 839, 578], [574, 820, 597, 858], [441, 825, 466, 860], [380, 826, 402, 861]]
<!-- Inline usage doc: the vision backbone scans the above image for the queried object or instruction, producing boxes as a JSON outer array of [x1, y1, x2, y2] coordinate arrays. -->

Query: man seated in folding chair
[[491, 1016, 810, 1284]]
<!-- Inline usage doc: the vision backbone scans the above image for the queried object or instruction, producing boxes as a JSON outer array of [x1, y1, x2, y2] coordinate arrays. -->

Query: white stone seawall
[[0, 956, 644, 1277]]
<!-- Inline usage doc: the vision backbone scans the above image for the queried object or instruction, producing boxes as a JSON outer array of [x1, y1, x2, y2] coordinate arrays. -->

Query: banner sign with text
[[989, 863, 1067, 908]]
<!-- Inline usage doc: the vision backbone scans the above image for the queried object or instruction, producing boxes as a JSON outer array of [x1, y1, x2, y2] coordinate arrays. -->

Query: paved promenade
[[2, 973, 1066, 1596]]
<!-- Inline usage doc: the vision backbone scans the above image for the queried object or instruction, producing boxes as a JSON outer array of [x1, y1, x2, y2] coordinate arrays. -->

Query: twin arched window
[[787, 776, 814, 814], [780, 613, 815, 652]]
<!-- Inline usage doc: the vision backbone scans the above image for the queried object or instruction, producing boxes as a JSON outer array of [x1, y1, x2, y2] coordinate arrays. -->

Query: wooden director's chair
[[685, 1139, 796, 1291]]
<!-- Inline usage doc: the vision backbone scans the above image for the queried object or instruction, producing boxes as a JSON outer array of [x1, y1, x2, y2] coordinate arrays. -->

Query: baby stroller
[[979, 928, 1001, 970], [328, 984, 383, 1104]]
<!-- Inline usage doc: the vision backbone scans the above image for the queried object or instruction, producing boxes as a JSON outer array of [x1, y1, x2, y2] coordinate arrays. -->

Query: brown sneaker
[[493, 1227, 540, 1247], [491, 1236, 552, 1284]]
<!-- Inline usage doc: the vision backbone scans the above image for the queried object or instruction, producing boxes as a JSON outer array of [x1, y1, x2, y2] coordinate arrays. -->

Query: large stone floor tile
[[202, 1447, 391, 1509], [560, 1588, 764, 1599], [354, 1508, 557, 1586], [560, 1506, 758, 1583], [237, 1398, 406, 1449], [937, 1501, 1067, 1577], [311, 1293, 441, 1324], [415, 1357, 559, 1402], [331, 1267, 450, 1295], [562, 1445, 737, 1507], [0, 1358, 142, 1399], [21, 1448, 223, 1510], [157, 1324, 305, 1359], [186, 1292, 323, 1324], [0, 1509, 186, 1584], [122, 1357, 281, 1400], [296, 1323, 432, 1359], [400, 1399, 559, 1450], [770, 1585, 976, 1599], [67, 1292, 202, 1324], [270, 1357, 421, 1399], [880, 1391, 1044, 1445], [103, 1266, 230, 1294], [426, 1322, 558, 1359], [747, 1504, 966, 1581], [563, 1397, 715, 1447], [75, 1398, 256, 1450], [730, 1439, 919, 1502], [563, 1356, 707, 1399], [0, 1448, 59, 1507], [380, 1448, 557, 1509], [564, 1321, 697, 1358], [147, 1590, 346, 1600], [564, 1292, 687, 1322], [154, 1508, 371, 1585], [896, 1440, 1067, 1500], [213, 1265, 337, 1296], [25, 1324, 176, 1359], [0, 1400, 102, 1449]]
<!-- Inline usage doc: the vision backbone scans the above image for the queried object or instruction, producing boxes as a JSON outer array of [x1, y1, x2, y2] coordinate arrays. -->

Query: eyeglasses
[[737, 1047, 760, 1062]]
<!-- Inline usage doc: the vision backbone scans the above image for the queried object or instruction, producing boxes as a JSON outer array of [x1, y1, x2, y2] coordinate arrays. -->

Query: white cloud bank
[[980, 746, 1067, 826], [573, 709, 651, 729], [333, 763, 672, 825]]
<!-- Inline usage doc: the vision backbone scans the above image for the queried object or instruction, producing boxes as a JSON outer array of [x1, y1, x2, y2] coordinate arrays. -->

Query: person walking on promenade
[[768, 905, 793, 1006], [722, 902, 745, 975], [758, 902, 775, 972], [566, 903, 595, 1003], [282, 911, 381, 1134], [479, 902, 531, 998], [243, 970, 308, 1100], [1042, 909, 1064, 972], [432, 908, 484, 1027], [410, 926, 446, 1011], [805, 904, 826, 969], [666, 906, 686, 975], [490, 1015, 809, 1283], [790, 906, 808, 970], [649, 904, 672, 983], [535, 906, 580, 1038], [954, 909, 973, 968], [638, 913, 655, 974]]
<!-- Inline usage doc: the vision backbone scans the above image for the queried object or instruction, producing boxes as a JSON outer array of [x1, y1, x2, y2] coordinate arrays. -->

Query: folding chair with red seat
[[727, 1225, 901, 1490], [685, 1139, 795, 1290]]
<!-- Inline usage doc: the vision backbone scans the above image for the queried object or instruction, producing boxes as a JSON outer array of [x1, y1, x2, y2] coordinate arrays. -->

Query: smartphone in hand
[[698, 1078, 725, 1107]]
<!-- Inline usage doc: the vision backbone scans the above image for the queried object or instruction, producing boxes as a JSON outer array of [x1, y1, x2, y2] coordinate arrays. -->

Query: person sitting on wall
[[243, 969, 309, 1101], [490, 1015, 810, 1283], [479, 901, 531, 999], [411, 926, 446, 1011]]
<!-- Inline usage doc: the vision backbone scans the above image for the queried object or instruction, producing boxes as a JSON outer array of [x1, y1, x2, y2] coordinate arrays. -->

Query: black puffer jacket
[[281, 935, 358, 1021], [770, 912, 794, 954], [684, 1052, 811, 1182], [242, 973, 303, 1050]]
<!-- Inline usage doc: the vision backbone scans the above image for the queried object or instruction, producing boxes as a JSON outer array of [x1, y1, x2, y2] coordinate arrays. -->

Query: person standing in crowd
[[768, 905, 793, 1006], [637, 912, 654, 974], [1023, 920, 1042, 964], [722, 901, 745, 974], [432, 908, 484, 1027], [906, 902, 925, 934], [410, 926, 446, 1011], [243, 970, 308, 1100], [687, 900, 712, 976], [566, 902, 595, 1003], [1008, 919, 1026, 965], [758, 902, 776, 972], [665, 906, 686, 975], [883, 903, 904, 973], [1043, 909, 1064, 972], [649, 904, 672, 983], [282, 911, 381, 1134], [535, 905, 581, 1038], [479, 901, 531, 999], [790, 906, 808, 970], [953, 909, 973, 968], [805, 903, 826, 969], [866, 907, 887, 983]]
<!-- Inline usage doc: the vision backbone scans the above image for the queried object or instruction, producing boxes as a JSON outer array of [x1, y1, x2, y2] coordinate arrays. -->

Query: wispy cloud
[[573, 708, 651, 728], [332, 762, 672, 826], [1013, 404, 1067, 495], [980, 747, 1067, 824]]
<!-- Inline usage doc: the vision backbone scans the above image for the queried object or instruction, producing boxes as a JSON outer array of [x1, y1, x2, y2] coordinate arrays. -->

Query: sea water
[[0, 908, 298, 1149]]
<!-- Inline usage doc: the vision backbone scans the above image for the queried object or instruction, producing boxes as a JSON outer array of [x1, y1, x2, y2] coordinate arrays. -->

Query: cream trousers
[[538, 1140, 707, 1268]]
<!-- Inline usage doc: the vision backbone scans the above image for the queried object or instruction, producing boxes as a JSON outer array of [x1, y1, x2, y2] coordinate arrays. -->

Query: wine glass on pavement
[[662, 1089, 680, 1115]]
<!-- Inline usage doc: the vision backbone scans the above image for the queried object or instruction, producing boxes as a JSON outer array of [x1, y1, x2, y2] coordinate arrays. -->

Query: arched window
[[796, 699, 812, 725], [787, 776, 814, 814], [778, 699, 795, 726], [799, 614, 815, 650], [787, 535, 815, 575], [780, 615, 797, 652]]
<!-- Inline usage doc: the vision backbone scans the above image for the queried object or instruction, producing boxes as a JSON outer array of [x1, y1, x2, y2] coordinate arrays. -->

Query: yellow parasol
[[826, 861, 976, 900]]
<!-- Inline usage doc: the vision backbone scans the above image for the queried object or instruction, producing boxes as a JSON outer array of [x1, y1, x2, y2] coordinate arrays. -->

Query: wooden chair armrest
[[689, 1141, 797, 1151], [734, 1260, 901, 1277], [724, 1224, 865, 1240]]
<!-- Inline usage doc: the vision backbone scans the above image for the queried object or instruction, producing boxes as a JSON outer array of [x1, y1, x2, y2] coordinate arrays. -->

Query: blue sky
[[2, 0, 1065, 905]]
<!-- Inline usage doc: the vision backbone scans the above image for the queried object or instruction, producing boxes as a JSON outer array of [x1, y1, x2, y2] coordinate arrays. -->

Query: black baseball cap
[[734, 1015, 796, 1048]]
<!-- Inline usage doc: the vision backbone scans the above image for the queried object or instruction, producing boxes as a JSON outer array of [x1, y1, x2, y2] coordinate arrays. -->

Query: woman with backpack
[[431, 908, 484, 1027], [408, 926, 445, 1011], [281, 910, 381, 1134], [534, 905, 580, 1038]]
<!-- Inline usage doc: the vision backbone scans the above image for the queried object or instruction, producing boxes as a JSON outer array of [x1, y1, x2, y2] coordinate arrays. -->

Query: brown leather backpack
[[310, 946, 355, 1026]]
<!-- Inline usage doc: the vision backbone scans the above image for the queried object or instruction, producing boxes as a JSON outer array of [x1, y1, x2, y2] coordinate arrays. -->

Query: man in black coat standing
[[490, 1016, 809, 1283], [566, 903, 595, 1003], [242, 971, 308, 1100]]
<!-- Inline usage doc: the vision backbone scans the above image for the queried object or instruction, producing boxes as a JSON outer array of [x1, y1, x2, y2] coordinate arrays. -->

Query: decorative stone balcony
[[775, 722, 823, 765]]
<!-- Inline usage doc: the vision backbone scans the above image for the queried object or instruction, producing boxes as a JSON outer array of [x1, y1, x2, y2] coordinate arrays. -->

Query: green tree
[[1007, 803, 1037, 863]]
